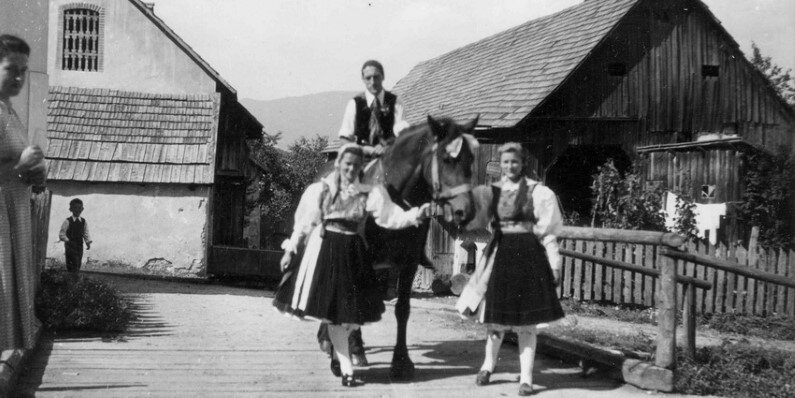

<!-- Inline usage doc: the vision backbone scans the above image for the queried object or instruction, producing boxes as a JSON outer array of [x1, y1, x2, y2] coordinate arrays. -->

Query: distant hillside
[[241, 91, 357, 148]]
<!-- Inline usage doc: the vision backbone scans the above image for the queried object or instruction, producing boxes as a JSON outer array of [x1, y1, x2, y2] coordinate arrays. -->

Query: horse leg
[[390, 263, 418, 380], [317, 323, 332, 356], [349, 328, 368, 366]]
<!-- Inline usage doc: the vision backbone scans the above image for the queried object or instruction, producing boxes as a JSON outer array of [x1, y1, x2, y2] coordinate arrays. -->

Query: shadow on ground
[[356, 339, 623, 394], [83, 271, 276, 297], [14, 293, 175, 396]]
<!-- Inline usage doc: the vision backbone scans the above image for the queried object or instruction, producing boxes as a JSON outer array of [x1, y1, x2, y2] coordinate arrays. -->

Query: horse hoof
[[389, 361, 415, 380], [352, 353, 369, 367]]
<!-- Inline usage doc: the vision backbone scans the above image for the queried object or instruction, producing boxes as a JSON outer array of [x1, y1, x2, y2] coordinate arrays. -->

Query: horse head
[[422, 115, 479, 225], [372, 115, 479, 226]]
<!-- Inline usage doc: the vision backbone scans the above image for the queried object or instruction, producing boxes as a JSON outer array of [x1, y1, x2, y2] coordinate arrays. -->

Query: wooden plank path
[[15, 274, 665, 397]]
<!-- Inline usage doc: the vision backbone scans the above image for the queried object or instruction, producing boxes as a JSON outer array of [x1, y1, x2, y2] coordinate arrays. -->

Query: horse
[[326, 114, 480, 379]]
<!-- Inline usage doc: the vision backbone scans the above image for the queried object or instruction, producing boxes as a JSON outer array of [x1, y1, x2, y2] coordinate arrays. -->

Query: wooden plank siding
[[551, 236, 795, 317]]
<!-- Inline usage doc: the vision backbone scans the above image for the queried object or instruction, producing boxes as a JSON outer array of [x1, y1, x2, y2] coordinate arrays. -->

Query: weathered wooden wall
[[642, 145, 743, 203], [531, 0, 794, 153]]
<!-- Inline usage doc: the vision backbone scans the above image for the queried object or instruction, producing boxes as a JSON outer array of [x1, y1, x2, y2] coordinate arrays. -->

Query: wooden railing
[[558, 227, 711, 369]]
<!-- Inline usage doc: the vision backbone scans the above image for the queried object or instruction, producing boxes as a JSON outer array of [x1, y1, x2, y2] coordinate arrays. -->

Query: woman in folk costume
[[456, 142, 564, 396], [273, 143, 430, 387]]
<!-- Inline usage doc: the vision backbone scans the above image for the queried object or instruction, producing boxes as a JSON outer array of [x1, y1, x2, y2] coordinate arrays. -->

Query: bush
[[702, 312, 795, 341], [36, 269, 137, 332], [590, 159, 665, 231], [676, 342, 795, 397]]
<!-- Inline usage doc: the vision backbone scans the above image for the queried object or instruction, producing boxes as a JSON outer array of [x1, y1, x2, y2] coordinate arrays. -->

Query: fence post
[[656, 255, 677, 369], [682, 282, 696, 359]]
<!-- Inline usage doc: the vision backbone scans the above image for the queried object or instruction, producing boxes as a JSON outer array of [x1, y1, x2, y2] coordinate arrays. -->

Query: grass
[[675, 342, 795, 398], [36, 268, 137, 333], [560, 298, 795, 341]]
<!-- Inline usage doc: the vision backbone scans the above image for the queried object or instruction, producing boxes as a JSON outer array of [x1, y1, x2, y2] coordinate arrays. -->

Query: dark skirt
[[482, 232, 564, 326], [273, 231, 385, 325]]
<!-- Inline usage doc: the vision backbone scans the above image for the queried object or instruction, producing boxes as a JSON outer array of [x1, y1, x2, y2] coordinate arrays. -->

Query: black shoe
[[341, 374, 362, 387], [475, 370, 491, 386], [330, 359, 341, 377], [518, 383, 534, 396]]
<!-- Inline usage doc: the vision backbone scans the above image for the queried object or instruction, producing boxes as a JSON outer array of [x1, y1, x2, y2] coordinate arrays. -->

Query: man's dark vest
[[353, 91, 397, 146], [66, 217, 85, 249]]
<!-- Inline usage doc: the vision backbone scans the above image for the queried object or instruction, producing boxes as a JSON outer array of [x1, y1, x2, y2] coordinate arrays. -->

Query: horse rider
[[317, 59, 410, 367]]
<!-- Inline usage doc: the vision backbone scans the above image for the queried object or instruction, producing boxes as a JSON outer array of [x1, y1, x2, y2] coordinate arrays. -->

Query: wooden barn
[[392, 0, 795, 272], [44, 0, 262, 276]]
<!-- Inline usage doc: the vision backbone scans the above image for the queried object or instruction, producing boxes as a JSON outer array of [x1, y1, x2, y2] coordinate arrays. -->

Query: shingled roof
[[392, 0, 640, 129], [46, 86, 220, 184]]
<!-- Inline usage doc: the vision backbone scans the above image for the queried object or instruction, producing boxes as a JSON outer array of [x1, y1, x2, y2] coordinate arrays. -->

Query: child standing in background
[[58, 198, 92, 273]]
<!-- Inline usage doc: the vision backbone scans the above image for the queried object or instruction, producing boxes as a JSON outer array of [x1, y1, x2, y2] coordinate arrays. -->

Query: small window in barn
[[607, 62, 627, 77], [702, 65, 720, 77], [60, 7, 104, 72]]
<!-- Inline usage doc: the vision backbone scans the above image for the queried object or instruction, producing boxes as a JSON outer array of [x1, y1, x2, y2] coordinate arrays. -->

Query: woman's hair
[[498, 142, 530, 175], [0, 34, 30, 60], [335, 143, 364, 168], [361, 60, 384, 77]]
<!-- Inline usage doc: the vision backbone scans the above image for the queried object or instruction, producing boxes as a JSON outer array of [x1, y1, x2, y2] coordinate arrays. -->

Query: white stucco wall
[[46, 181, 211, 275], [47, 0, 216, 94]]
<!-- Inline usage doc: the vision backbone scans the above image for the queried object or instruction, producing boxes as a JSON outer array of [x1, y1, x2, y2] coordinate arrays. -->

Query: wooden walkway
[[14, 274, 672, 397]]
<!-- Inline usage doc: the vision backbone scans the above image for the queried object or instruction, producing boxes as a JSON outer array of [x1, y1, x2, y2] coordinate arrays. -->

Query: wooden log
[[656, 256, 677, 369], [558, 227, 686, 248], [660, 248, 795, 289], [560, 249, 712, 290]]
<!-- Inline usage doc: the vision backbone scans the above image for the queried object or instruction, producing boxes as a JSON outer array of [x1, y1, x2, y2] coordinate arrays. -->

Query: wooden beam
[[560, 248, 712, 290], [660, 248, 795, 288], [656, 256, 677, 369], [560, 226, 686, 248]]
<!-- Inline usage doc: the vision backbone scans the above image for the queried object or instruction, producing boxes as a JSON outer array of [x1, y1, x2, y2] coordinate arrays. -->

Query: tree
[[750, 43, 795, 108], [246, 133, 329, 248], [737, 147, 794, 249]]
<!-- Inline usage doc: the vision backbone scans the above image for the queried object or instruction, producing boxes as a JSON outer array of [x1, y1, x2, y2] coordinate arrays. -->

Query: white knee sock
[[517, 327, 537, 385], [480, 329, 504, 372], [328, 324, 354, 376]]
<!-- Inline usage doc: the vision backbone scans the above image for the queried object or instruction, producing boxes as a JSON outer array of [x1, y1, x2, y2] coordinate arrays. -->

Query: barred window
[[62, 8, 101, 71]]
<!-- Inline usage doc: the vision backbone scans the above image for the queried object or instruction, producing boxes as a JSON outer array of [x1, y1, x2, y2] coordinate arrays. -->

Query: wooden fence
[[558, 228, 795, 317]]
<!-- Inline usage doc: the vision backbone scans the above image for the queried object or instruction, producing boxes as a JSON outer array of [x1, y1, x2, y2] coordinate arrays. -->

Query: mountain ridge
[[241, 91, 358, 148]]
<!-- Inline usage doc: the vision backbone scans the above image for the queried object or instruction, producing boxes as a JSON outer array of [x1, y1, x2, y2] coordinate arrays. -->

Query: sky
[[148, 0, 795, 101]]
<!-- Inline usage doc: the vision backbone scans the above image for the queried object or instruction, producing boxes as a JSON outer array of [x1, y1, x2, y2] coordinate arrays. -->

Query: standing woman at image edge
[[456, 142, 564, 396], [273, 143, 429, 387], [0, 34, 47, 351]]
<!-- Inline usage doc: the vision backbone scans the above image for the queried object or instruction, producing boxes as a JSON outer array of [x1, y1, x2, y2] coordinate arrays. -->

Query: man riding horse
[[318, 59, 415, 367]]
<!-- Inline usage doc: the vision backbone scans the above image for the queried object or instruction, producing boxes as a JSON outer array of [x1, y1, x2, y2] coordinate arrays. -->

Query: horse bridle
[[428, 142, 472, 202]]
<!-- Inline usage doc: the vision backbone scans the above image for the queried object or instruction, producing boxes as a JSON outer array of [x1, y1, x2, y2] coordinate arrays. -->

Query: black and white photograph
[[1, 0, 794, 396]]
